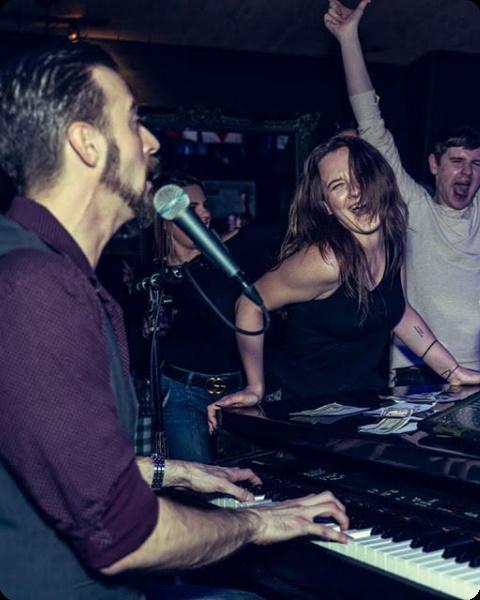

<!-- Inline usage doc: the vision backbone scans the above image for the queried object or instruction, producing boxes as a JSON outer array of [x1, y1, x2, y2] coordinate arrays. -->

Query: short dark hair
[[316, 117, 358, 144], [0, 41, 118, 195], [431, 125, 480, 164], [331, 119, 358, 137]]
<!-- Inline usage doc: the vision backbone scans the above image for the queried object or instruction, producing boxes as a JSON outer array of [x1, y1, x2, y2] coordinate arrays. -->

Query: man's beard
[[100, 138, 155, 228]]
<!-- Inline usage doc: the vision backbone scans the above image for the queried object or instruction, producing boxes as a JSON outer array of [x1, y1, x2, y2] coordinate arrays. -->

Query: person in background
[[150, 171, 284, 463], [207, 135, 480, 429], [0, 39, 350, 600], [332, 119, 359, 138], [324, 0, 480, 386], [322, 118, 359, 141], [227, 187, 254, 233]]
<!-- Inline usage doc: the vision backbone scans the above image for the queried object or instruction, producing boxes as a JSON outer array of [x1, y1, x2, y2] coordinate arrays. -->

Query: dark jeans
[[161, 370, 243, 463], [144, 582, 263, 600]]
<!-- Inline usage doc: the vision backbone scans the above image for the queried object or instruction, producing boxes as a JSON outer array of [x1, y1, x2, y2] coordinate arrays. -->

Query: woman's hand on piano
[[246, 490, 350, 545], [207, 386, 262, 433], [447, 366, 480, 386], [162, 460, 263, 503]]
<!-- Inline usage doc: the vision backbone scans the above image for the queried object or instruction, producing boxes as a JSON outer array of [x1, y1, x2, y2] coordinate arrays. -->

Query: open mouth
[[350, 202, 368, 216], [453, 182, 471, 201]]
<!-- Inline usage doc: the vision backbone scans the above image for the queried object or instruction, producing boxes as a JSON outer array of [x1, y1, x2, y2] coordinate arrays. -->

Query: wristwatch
[[151, 452, 165, 491]]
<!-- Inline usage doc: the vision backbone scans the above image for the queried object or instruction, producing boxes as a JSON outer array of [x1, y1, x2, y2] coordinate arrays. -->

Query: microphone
[[153, 184, 264, 307]]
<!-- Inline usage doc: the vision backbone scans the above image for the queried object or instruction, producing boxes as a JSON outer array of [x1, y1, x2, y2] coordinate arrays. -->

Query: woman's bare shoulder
[[268, 244, 340, 298]]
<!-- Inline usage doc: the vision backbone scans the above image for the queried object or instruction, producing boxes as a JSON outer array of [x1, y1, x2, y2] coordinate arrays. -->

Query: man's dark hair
[[0, 41, 118, 195], [431, 125, 480, 164]]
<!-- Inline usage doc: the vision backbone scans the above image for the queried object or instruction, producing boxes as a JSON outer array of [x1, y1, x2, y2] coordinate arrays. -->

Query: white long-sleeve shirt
[[350, 90, 480, 371]]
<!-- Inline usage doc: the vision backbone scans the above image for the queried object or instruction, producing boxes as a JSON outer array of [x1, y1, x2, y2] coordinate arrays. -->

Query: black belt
[[161, 363, 243, 396]]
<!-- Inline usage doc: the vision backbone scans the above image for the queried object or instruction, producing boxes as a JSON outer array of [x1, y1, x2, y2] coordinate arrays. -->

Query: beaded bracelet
[[151, 452, 165, 491]]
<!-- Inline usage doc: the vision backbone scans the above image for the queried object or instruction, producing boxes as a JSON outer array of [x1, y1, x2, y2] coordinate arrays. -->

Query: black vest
[[0, 215, 143, 600]]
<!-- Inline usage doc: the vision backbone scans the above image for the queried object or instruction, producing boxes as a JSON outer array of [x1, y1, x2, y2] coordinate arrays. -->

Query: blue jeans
[[161, 370, 243, 463]]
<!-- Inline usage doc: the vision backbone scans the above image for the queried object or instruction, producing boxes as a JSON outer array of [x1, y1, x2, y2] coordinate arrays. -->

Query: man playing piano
[[0, 40, 349, 600]]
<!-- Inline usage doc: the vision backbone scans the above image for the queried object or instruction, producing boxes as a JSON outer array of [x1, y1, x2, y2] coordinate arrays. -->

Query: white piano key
[[345, 527, 373, 540], [454, 567, 480, 584], [312, 534, 480, 599]]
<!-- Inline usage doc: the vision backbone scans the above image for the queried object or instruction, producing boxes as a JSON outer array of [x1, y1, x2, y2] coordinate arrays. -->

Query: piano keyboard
[[207, 466, 480, 599], [313, 526, 480, 600], [211, 496, 480, 598]]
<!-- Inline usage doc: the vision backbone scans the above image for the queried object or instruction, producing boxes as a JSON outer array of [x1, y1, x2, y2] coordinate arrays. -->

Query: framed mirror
[[104, 104, 322, 262], [140, 104, 322, 228]]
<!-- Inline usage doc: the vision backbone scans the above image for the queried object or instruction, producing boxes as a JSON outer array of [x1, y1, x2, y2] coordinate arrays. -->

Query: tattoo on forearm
[[441, 365, 460, 381], [414, 325, 425, 337]]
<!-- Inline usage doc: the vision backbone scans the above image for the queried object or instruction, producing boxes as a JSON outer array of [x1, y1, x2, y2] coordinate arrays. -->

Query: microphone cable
[[183, 262, 270, 336]]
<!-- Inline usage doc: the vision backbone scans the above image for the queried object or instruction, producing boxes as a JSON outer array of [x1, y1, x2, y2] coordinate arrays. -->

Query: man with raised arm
[[324, 0, 480, 385], [0, 40, 348, 600]]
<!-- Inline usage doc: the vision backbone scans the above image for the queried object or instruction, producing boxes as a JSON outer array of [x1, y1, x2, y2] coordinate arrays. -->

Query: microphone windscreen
[[153, 184, 190, 220]]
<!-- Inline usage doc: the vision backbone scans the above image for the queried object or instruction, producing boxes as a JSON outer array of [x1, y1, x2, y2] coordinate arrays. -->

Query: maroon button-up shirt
[[0, 197, 157, 569]]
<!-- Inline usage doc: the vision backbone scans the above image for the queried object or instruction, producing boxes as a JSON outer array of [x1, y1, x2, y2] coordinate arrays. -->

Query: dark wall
[[101, 38, 412, 187], [102, 38, 409, 145], [407, 51, 480, 184], [1, 31, 479, 206], [100, 39, 411, 223], [0, 31, 411, 218]]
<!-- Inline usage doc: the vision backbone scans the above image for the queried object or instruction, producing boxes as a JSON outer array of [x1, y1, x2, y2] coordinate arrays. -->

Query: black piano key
[[443, 540, 478, 559], [469, 553, 480, 568], [380, 524, 413, 539], [422, 531, 467, 553], [371, 515, 405, 536], [347, 507, 381, 530], [349, 518, 372, 530], [455, 541, 480, 563], [378, 522, 432, 541], [411, 528, 460, 549], [392, 524, 436, 542], [375, 517, 413, 539]]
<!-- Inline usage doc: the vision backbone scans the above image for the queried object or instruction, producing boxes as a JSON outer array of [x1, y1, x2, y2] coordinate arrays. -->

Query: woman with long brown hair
[[208, 136, 480, 426]]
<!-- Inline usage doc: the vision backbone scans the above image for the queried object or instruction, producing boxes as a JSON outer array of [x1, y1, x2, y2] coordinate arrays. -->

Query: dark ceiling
[[0, 0, 479, 66]]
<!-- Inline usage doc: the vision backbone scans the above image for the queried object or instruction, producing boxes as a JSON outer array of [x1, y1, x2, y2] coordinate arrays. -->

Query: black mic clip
[[135, 266, 184, 291]]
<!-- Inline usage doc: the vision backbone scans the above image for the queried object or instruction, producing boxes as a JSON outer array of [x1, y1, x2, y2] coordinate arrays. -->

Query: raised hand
[[324, 0, 371, 41]]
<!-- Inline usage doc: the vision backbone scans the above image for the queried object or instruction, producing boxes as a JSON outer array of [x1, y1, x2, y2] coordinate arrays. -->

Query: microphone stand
[[138, 262, 268, 457], [141, 271, 182, 457], [147, 286, 168, 456]]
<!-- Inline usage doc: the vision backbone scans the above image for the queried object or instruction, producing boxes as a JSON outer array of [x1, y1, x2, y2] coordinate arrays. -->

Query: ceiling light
[[67, 23, 80, 43]]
